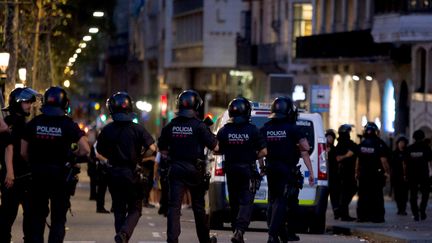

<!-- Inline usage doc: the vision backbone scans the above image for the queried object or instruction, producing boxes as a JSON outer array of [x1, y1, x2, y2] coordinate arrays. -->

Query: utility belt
[[65, 162, 80, 196]]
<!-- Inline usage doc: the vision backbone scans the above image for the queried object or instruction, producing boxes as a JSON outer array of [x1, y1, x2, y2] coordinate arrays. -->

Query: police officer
[[335, 124, 358, 221], [355, 122, 390, 223], [326, 129, 340, 219], [158, 90, 218, 243], [405, 129, 432, 221], [390, 136, 409, 216], [260, 96, 314, 243], [96, 92, 156, 242], [216, 97, 267, 243], [21, 86, 90, 243], [0, 87, 39, 242]]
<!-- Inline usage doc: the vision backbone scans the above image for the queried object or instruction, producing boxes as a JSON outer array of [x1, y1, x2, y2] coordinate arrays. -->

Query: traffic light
[[160, 94, 168, 117]]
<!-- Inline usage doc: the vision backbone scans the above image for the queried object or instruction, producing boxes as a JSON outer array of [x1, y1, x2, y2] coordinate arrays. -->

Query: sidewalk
[[326, 196, 432, 242]]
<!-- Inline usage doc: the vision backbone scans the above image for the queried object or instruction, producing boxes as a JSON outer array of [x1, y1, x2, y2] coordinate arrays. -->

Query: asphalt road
[[10, 174, 366, 243]]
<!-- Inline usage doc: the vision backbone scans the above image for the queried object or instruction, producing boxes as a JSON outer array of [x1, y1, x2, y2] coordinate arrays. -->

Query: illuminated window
[[292, 3, 313, 57]]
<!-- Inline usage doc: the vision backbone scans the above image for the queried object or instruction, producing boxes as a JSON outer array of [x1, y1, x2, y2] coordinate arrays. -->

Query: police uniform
[[261, 119, 305, 241], [0, 113, 33, 242], [326, 130, 340, 219], [261, 96, 314, 243], [0, 130, 15, 239], [159, 116, 217, 243], [390, 137, 409, 215], [0, 88, 38, 243], [97, 92, 155, 242], [23, 113, 85, 242], [405, 131, 432, 221], [158, 90, 218, 243], [334, 128, 358, 221], [356, 124, 388, 223], [217, 99, 266, 241]]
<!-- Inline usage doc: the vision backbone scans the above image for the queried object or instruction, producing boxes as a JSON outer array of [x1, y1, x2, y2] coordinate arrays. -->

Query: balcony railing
[[375, 0, 432, 14], [257, 43, 289, 65], [236, 43, 257, 66]]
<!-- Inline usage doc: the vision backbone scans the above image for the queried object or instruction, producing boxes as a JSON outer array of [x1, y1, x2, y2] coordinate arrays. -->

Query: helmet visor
[[16, 88, 40, 103]]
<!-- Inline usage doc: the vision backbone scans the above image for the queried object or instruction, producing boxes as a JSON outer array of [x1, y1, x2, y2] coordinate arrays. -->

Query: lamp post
[[0, 52, 11, 117]]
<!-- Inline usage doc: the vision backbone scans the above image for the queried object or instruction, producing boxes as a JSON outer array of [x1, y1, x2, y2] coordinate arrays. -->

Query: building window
[[292, 3, 313, 57], [408, 0, 432, 12], [173, 12, 203, 46], [416, 47, 426, 92]]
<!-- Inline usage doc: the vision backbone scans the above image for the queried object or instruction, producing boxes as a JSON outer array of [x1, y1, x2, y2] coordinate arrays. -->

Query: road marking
[[148, 222, 155, 227], [152, 232, 162, 238]]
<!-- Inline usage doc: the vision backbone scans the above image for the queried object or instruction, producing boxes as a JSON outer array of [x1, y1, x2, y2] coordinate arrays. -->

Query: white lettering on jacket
[[360, 147, 375, 154], [36, 126, 62, 137], [172, 126, 193, 135]]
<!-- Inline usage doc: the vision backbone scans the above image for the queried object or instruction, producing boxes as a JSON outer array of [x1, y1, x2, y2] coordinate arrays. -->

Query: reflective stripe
[[299, 199, 315, 205]]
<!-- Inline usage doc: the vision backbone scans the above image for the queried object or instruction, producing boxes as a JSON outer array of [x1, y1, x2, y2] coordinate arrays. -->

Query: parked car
[[206, 102, 329, 233]]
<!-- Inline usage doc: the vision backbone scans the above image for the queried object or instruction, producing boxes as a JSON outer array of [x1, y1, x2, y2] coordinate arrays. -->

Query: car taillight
[[318, 143, 327, 180]]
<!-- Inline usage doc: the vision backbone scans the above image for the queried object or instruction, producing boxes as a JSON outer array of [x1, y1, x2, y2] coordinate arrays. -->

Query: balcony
[[236, 43, 257, 66], [372, 0, 432, 43], [296, 30, 410, 63], [173, 0, 203, 16]]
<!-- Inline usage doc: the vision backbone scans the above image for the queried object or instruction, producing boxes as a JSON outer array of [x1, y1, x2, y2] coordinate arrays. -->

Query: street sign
[[310, 85, 330, 113]]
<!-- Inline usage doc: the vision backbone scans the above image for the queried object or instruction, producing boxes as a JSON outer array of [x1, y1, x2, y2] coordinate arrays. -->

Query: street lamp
[[83, 35, 92, 42], [89, 27, 99, 34], [93, 11, 104, 17], [17, 68, 27, 88], [0, 52, 10, 114], [63, 80, 70, 88]]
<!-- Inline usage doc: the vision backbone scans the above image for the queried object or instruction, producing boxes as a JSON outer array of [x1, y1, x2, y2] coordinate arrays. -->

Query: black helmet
[[338, 124, 353, 134], [176, 90, 202, 118], [107, 92, 134, 121], [2, 87, 39, 116], [364, 122, 379, 137], [269, 96, 298, 122], [413, 129, 425, 141], [228, 97, 251, 124], [41, 86, 69, 116], [325, 129, 336, 139]]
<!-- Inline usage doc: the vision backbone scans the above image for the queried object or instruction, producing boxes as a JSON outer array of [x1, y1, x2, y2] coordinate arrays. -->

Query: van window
[[296, 119, 315, 153], [251, 116, 269, 128]]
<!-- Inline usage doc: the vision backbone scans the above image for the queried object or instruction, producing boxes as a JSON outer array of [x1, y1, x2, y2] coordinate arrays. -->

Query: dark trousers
[[392, 179, 408, 213], [167, 178, 209, 243], [409, 178, 430, 217], [30, 175, 70, 243], [267, 170, 299, 239], [357, 176, 385, 222], [226, 173, 255, 233], [328, 177, 341, 218], [96, 173, 108, 210], [107, 167, 143, 239], [0, 179, 32, 243], [338, 178, 357, 218], [159, 178, 169, 215]]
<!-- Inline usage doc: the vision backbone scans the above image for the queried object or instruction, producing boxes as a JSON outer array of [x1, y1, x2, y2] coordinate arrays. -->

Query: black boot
[[231, 230, 244, 243]]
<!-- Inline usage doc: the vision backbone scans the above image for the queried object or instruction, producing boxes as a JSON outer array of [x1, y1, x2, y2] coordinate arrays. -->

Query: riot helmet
[[269, 96, 298, 123], [41, 86, 69, 116], [176, 90, 202, 118], [413, 129, 425, 142], [2, 87, 39, 116], [228, 97, 251, 124], [106, 92, 134, 121], [363, 122, 379, 138]]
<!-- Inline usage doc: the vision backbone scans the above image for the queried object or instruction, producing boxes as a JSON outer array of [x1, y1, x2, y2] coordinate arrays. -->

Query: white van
[[206, 102, 329, 233]]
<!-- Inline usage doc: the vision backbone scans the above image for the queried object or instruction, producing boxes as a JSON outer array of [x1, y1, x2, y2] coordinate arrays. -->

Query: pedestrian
[[355, 122, 390, 223], [157, 90, 218, 243], [405, 129, 432, 221], [96, 92, 156, 242], [326, 129, 340, 219], [390, 136, 409, 216], [92, 142, 110, 214], [216, 97, 267, 243], [0, 87, 39, 243], [20, 86, 90, 243], [260, 96, 314, 243], [335, 124, 358, 221]]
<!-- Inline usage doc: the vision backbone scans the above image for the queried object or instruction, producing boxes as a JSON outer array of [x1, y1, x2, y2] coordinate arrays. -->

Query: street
[[10, 171, 365, 243]]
